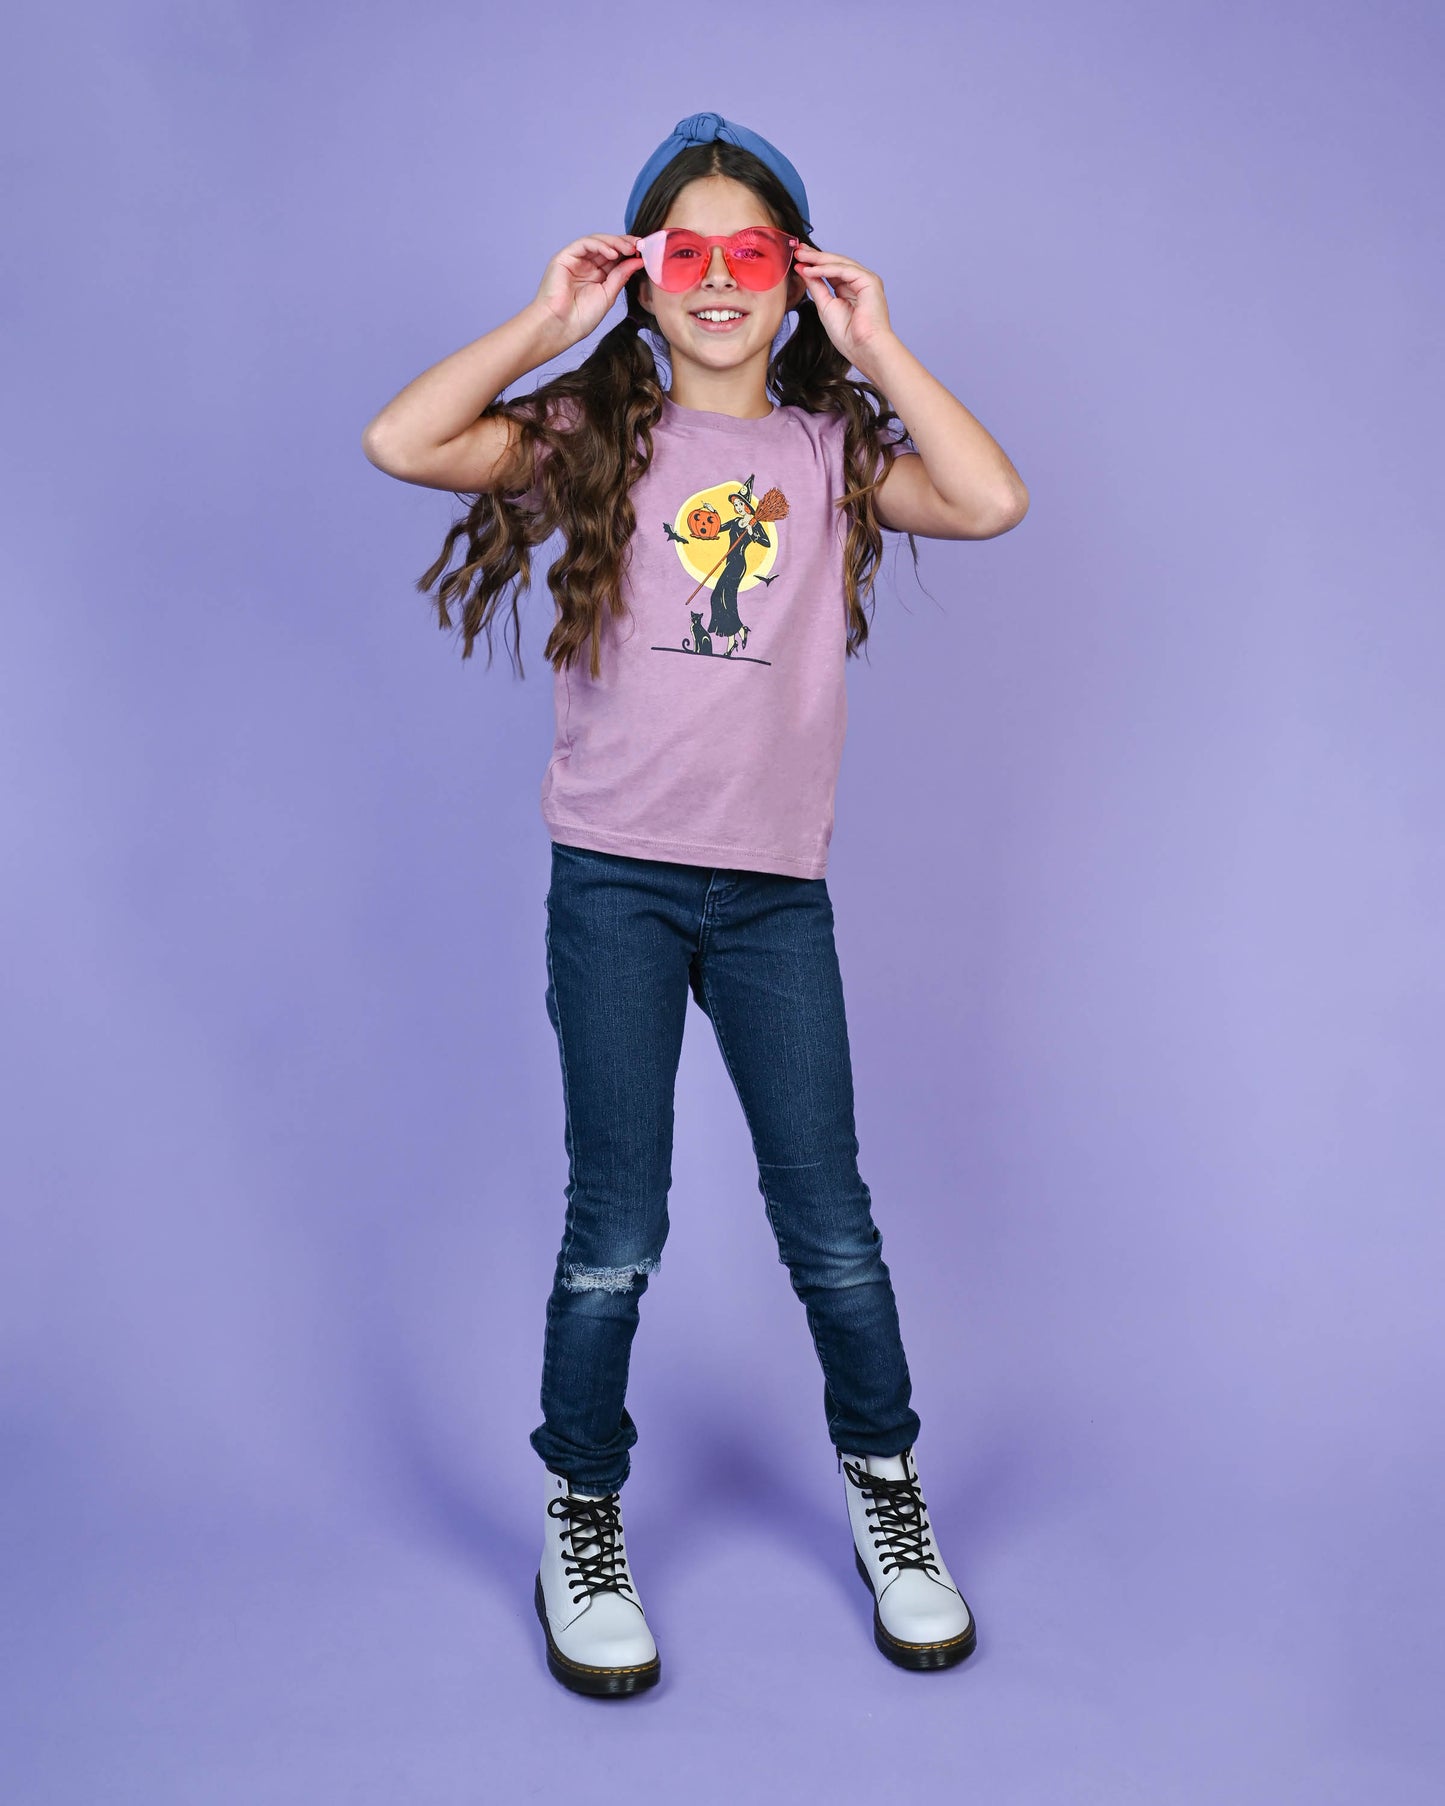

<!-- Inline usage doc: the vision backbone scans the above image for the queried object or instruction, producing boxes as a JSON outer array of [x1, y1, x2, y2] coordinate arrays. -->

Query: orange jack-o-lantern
[[687, 505, 721, 540]]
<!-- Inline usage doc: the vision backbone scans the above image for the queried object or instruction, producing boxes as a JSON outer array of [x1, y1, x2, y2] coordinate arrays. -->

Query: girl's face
[[637, 174, 806, 374]]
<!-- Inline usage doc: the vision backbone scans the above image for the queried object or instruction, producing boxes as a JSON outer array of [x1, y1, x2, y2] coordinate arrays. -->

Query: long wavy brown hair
[[417, 139, 920, 679]]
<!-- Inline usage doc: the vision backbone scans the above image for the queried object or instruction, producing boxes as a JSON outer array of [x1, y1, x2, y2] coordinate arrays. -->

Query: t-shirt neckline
[[660, 393, 785, 433]]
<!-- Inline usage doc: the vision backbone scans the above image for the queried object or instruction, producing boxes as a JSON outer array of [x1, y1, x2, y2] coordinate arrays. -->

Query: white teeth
[[694, 309, 743, 321]]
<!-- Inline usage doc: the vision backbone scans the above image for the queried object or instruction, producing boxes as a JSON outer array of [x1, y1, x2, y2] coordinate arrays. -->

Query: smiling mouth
[[689, 307, 749, 333]]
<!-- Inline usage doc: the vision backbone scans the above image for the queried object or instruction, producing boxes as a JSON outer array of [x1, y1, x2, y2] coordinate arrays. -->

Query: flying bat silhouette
[[662, 521, 689, 543]]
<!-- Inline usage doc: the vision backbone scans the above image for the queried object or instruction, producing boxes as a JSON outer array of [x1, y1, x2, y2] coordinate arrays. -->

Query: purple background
[[4, 3, 1441, 1799]]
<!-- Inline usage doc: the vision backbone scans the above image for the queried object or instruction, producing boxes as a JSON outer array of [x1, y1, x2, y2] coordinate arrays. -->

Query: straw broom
[[681, 487, 789, 606]]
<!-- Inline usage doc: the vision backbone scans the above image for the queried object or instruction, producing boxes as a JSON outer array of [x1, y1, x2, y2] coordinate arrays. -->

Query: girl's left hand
[[794, 245, 894, 367]]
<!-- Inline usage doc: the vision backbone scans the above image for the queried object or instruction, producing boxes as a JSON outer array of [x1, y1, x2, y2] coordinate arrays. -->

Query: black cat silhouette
[[686, 611, 713, 655]]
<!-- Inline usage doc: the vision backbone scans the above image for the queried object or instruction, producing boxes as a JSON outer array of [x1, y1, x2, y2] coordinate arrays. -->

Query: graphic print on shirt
[[652, 473, 790, 664]]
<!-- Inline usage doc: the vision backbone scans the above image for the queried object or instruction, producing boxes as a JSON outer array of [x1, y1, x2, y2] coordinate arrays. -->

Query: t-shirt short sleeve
[[817, 406, 916, 497], [878, 413, 917, 458], [818, 405, 848, 501]]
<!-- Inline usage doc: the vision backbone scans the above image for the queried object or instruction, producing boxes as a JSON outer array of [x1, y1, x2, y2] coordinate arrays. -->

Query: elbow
[[937, 479, 1029, 539], [361, 418, 388, 469], [991, 482, 1029, 535], [361, 419, 410, 479]]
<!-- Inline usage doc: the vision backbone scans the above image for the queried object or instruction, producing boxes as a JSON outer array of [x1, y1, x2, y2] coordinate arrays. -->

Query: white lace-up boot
[[534, 1468, 661, 1696], [840, 1447, 976, 1669]]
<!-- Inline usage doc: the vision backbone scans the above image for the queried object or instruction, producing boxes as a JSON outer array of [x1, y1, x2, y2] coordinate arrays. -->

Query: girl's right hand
[[532, 234, 645, 348]]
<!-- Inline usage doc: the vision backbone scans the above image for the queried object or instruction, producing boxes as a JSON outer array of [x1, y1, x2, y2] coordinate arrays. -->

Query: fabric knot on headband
[[623, 111, 812, 236]]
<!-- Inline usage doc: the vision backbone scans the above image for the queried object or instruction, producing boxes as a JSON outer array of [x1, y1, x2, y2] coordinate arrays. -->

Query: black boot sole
[[853, 1546, 978, 1670], [533, 1572, 662, 1697]]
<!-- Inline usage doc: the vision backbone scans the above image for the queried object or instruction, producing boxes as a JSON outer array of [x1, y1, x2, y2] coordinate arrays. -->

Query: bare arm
[[858, 332, 1030, 541], [361, 232, 643, 493], [360, 303, 570, 492], [791, 242, 1029, 541]]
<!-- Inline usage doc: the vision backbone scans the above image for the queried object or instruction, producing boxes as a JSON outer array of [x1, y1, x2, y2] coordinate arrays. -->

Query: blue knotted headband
[[623, 112, 812, 236]]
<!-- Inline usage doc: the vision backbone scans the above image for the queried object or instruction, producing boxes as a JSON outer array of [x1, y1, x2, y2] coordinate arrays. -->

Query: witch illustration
[[707, 477, 772, 656]]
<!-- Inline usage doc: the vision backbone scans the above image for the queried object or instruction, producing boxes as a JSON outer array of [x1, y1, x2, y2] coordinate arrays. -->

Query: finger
[[569, 235, 642, 264], [799, 255, 872, 281], [602, 256, 644, 300], [582, 239, 636, 264], [558, 253, 613, 284], [571, 245, 641, 282], [803, 271, 866, 296]]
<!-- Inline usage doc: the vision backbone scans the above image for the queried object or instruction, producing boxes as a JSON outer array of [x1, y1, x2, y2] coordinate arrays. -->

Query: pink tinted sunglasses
[[635, 226, 800, 293]]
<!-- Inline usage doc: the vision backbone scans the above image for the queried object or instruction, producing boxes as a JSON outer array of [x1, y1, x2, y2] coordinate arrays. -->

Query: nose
[[701, 245, 736, 287]]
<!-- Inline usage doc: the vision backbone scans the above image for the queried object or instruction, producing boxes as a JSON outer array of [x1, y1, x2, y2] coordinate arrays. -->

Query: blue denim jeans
[[530, 840, 922, 1494]]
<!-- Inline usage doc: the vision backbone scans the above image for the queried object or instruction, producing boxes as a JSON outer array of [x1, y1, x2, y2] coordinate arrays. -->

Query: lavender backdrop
[[3, 2, 1441, 1800]]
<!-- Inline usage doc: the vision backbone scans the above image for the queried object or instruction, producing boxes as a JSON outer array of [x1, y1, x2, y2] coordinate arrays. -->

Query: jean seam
[[545, 903, 579, 1280]]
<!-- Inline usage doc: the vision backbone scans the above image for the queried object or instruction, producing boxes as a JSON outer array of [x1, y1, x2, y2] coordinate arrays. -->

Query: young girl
[[363, 112, 1028, 1697]]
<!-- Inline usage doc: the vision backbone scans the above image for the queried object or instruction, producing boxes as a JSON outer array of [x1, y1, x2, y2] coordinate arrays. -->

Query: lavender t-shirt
[[521, 395, 859, 880]]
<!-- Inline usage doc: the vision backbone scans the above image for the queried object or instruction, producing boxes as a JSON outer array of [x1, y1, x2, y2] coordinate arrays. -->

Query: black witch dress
[[707, 515, 771, 638]]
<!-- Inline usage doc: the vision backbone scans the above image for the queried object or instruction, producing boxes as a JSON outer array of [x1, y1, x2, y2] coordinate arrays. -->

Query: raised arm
[[859, 332, 1030, 541], [360, 233, 643, 493], [792, 241, 1029, 541]]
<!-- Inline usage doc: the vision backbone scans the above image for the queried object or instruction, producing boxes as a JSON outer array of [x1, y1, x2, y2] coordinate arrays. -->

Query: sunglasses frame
[[635, 226, 801, 294]]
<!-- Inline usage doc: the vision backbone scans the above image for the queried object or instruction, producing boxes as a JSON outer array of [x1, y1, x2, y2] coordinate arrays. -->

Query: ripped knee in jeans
[[561, 1257, 660, 1295]]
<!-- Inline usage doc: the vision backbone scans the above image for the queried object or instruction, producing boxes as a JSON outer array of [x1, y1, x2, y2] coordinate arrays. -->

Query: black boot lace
[[548, 1492, 637, 1602], [844, 1458, 941, 1579]]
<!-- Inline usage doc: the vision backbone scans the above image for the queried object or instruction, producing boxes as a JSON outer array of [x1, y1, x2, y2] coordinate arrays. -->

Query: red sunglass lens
[[657, 229, 792, 291]]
